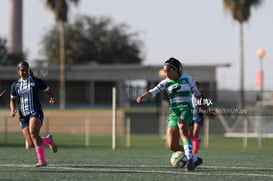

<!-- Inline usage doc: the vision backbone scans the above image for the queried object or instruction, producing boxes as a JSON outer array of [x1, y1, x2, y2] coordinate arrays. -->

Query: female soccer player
[[190, 81, 204, 154], [10, 61, 57, 167], [136, 57, 202, 171], [190, 80, 215, 154]]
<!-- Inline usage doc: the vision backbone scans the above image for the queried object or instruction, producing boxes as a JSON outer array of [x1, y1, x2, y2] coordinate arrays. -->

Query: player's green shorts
[[167, 106, 193, 128]]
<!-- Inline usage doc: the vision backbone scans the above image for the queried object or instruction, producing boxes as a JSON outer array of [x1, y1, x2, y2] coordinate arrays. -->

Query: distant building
[[0, 64, 230, 107]]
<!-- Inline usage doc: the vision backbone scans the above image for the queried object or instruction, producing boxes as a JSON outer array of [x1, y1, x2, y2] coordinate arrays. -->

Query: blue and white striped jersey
[[10, 76, 49, 116]]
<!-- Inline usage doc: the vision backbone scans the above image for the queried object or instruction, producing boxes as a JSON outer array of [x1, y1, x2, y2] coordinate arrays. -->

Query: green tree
[[0, 38, 8, 64], [0, 37, 25, 66], [41, 16, 143, 65], [223, 0, 263, 109], [45, 0, 80, 109]]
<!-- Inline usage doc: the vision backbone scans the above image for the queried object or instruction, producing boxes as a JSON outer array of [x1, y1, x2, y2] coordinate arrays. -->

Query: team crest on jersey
[[171, 85, 181, 93]]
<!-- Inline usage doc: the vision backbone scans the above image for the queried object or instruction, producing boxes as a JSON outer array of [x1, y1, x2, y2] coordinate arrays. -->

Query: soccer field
[[0, 144, 273, 181]]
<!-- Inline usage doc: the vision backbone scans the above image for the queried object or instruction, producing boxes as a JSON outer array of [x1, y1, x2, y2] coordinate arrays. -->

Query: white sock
[[183, 144, 193, 160]]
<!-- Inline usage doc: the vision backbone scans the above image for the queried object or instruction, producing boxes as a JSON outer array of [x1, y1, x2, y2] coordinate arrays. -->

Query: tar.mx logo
[[195, 97, 213, 106]]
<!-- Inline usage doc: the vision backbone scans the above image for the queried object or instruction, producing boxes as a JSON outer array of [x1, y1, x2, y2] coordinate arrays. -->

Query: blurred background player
[[190, 80, 215, 154], [0, 89, 7, 99], [190, 81, 204, 154], [136, 57, 202, 171], [10, 61, 57, 167]]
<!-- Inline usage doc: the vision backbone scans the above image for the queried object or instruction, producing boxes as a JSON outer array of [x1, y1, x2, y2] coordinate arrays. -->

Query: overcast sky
[[0, 0, 272, 90]]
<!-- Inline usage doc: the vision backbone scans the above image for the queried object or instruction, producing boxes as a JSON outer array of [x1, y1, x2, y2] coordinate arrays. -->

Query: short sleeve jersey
[[149, 73, 201, 108], [10, 76, 49, 116]]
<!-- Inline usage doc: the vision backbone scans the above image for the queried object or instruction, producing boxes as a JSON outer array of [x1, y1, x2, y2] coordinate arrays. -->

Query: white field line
[[0, 164, 273, 178]]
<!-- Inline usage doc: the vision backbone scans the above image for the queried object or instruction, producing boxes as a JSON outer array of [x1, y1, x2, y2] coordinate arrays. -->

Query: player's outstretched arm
[[136, 92, 152, 103]]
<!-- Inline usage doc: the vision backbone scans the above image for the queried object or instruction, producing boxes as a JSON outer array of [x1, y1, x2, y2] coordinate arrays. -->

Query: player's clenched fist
[[10, 109, 16, 117]]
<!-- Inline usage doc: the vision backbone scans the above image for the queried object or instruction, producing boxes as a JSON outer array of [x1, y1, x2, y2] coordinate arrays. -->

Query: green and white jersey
[[149, 73, 201, 108]]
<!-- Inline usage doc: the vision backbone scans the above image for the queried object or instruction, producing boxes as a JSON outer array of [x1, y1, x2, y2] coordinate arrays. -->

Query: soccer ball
[[170, 151, 187, 168]]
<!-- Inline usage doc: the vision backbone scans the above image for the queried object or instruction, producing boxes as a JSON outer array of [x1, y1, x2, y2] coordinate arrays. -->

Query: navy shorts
[[190, 113, 204, 127], [19, 110, 44, 129]]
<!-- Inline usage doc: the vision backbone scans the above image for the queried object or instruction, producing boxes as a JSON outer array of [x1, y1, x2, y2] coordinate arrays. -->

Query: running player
[[136, 57, 203, 171], [10, 61, 57, 167], [190, 81, 204, 154], [190, 80, 215, 154]]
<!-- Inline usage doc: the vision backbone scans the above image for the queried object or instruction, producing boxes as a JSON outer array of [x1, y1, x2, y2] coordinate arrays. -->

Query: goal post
[[112, 87, 117, 150]]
